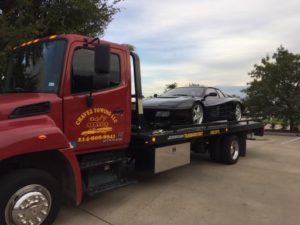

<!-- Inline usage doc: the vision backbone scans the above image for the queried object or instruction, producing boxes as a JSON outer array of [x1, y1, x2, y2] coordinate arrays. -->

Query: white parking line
[[281, 137, 300, 145]]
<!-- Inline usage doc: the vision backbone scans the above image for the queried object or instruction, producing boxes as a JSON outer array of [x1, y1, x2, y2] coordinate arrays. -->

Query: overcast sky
[[104, 0, 300, 96]]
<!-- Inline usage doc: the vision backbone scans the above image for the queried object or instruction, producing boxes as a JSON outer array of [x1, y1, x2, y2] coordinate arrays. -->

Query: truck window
[[71, 48, 121, 93], [2, 40, 66, 93]]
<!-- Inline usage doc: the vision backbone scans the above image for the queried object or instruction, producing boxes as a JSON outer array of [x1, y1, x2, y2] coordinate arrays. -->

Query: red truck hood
[[0, 93, 59, 121]]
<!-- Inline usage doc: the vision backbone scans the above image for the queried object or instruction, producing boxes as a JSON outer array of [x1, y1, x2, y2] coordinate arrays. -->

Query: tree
[[243, 46, 300, 131], [187, 83, 202, 87], [0, 0, 123, 76], [164, 82, 177, 92]]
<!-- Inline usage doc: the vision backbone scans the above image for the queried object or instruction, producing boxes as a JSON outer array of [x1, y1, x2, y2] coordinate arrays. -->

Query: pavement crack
[[78, 207, 114, 225]]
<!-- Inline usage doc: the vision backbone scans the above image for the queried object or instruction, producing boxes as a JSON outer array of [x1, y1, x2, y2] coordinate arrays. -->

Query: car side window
[[71, 48, 121, 93], [216, 89, 225, 98], [206, 88, 218, 98]]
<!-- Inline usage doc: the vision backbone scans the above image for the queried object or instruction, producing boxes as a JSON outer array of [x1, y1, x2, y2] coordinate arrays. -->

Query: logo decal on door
[[75, 108, 121, 143]]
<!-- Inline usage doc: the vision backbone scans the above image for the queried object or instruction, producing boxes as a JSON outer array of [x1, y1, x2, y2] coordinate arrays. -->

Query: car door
[[204, 88, 221, 120], [215, 89, 231, 119], [63, 42, 131, 153]]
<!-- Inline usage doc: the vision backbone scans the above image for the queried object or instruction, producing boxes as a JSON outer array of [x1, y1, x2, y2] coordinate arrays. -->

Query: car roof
[[174, 87, 224, 94], [175, 86, 215, 89]]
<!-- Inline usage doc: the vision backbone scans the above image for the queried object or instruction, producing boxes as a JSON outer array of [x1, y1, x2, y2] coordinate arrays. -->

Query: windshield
[[161, 87, 205, 97], [1, 39, 66, 93]]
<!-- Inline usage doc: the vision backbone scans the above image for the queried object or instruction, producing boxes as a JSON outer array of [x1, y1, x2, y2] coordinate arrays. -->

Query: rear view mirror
[[203, 92, 217, 100], [208, 92, 217, 97], [95, 44, 111, 74]]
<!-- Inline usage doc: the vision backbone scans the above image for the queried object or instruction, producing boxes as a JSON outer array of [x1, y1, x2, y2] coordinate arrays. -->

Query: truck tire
[[0, 169, 61, 225], [221, 135, 240, 164], [209, 137, 222, 162]]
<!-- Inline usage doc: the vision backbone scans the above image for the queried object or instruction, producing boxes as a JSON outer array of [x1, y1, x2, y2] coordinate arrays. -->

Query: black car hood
[[143, 96, 196, 109]]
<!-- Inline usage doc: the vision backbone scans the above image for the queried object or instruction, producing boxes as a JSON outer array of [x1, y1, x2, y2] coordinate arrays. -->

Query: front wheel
[[0, 169, 61, 225], [192, 103, 204, 124]]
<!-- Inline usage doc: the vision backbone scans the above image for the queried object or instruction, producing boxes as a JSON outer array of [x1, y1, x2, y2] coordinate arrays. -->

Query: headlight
[[155, 111, 170, 117]]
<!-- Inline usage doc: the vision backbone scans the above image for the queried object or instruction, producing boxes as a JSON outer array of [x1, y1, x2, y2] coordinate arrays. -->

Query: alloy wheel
[[235, 104, 242, 121], [192, 104, 204, 124], [230, 139, 240, 160]]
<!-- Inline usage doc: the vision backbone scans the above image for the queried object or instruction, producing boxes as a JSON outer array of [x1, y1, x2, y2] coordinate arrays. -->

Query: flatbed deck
[[132, 120, 264, 146]]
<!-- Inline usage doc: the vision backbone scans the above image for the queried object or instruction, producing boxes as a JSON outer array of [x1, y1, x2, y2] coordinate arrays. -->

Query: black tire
[[209, 137, 222, 162], [191, 103, 204, 125], [191, 140, 206, 154], [221, 135, 240, 164], [0, 169, 61, 225]]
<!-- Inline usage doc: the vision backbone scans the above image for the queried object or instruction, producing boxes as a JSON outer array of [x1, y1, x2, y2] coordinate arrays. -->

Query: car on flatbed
[[143, 86, 244, 127]]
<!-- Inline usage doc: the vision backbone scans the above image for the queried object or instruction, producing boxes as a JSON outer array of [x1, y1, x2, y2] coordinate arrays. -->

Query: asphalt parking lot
[[54, 135, 300, 225]]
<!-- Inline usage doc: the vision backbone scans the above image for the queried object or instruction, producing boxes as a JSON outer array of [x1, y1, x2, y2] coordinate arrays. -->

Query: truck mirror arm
[[86, 93, 94, 108]]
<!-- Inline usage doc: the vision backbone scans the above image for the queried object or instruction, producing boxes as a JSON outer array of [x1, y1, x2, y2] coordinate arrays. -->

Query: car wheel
[[234, 104, 242, 121], [0, 169, 61, 225], [192, 103, 204, 124]]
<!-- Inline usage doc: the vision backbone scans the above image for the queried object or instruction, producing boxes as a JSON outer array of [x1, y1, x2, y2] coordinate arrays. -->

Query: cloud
[[104, 0, 300, 96]]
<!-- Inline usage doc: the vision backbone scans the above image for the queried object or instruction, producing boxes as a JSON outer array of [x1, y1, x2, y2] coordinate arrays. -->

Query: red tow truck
[[0, 34, 264, 225]]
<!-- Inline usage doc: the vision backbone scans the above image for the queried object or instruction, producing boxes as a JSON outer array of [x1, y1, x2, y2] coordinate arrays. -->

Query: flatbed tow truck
[[0, 34, 263, 225]]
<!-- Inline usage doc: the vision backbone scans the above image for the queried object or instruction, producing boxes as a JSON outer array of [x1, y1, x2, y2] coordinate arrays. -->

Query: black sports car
[[143, 87, 244, 127]]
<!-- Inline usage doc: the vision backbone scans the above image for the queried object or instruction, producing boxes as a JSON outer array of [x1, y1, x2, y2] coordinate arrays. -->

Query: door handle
[[113, 108, 124, 114]]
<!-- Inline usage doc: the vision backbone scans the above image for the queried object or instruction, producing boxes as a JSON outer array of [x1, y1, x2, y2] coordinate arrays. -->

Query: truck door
[[63, 43, 131, 153]]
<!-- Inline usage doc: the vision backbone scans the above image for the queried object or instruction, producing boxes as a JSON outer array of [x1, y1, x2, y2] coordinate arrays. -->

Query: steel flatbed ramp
[[132, 120, 264, 146]]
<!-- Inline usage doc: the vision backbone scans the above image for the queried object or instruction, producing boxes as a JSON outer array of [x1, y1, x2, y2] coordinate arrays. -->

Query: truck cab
[[0, 34, 142, 225], [0, 34, 134, 159]]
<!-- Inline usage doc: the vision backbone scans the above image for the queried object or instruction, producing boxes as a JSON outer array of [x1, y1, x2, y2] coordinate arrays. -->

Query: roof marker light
[[49, 35, 58, 39]]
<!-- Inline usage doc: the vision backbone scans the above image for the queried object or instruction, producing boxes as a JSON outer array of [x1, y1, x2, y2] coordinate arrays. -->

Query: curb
[[264, 131, 300, 137]]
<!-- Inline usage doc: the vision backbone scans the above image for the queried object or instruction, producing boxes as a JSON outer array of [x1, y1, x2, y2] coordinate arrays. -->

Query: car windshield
[[161, 87, 205, 97], [1, 39, 66, 93]]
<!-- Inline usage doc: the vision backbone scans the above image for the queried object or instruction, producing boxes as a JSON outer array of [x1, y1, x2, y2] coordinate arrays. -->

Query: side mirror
[[208, 92, 217, 97], [91, 44, 111, 92], [95, 44, 111, 74], [203, 92, 217, 100], [153, 94, 158, 98]]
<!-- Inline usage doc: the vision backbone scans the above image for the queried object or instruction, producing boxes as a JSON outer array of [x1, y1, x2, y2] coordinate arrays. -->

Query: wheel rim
[[230, 139, 239, 160], [193, 104, 203, 124], [235, 104, 242, 121], [5, 184, 52, 225]]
